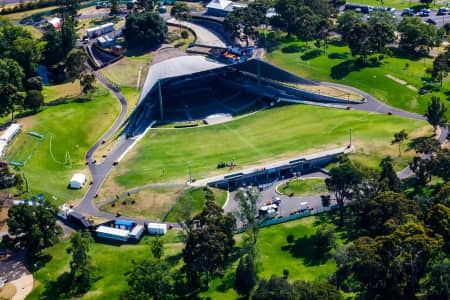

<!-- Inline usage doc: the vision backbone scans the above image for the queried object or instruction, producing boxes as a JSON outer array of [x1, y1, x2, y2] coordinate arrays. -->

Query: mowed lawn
[[349, 0, 443, 9], [265, 36, 450, 119], [17, 87, 120, 205], [277, 178, 327, 197], [28, 211, 343, 300], [107, 104, 429, 193], [27, 231, 184, 300]]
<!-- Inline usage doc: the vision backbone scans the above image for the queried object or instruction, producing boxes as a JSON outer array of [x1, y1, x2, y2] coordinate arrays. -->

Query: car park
[[402, 8, 414, 16], [438, 7, 449, 15]]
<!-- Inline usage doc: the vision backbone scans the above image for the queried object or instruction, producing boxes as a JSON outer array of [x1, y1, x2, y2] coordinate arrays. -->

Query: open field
[[102, 104, 430, 197], [27, 230, 184, 300], [3, 6, 60, 20], [27, 210, 346, 299], [350, 0, 445, 9], [277, 178, 327, 197], [42, 81, 81, 103], [100, 57, 149, 88], [101, 187, 186, 221], [100, 186, 227, 221], [22, 25, 43, 39], [11, 86, 121, 206], [167, 25, 196, 51], [265, 35, 450, 118]]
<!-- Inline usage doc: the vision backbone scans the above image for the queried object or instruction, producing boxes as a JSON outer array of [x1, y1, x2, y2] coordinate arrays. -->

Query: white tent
[[69, 173, 86, 189], [206, 0, 232, 10]]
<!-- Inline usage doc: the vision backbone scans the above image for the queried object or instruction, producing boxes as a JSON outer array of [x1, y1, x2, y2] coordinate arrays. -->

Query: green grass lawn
[[104, 104, 429, 195], [27, 230, 184, 300], [42, 81, 81, 103], [351, 0, 445, 9], [265, 35, 450, 119], [202, 210, 345, 299], [100, 57, 149, 88], [277, 178, 327, 196], [14, 86, 121, 206], [28, 210, 345, 300]]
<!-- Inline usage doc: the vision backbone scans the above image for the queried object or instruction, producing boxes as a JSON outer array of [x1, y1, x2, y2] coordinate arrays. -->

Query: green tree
[[392, 129, 408, 157], [425, 203, 450, 248], [67, 230, 95, 294], [0, 58, 24, 119], [346, 22, 372, 63], [336, 10, 363, 43], [25, 76, 43, 91], [170, 2, 191, 32], [110, 0, 119, 15], [65, 49, 88, 91], [398, 16, 444, 52], [326, 163, 362, 227], [123, 259, 174, 300], [60, 0, 80, 20], [235, 186, 261, 259], [7, 201, 62, 262], [60, 15, 77, 56], [180, 30, 189, 41], [137, 0, 158, 11], [234, 255, 257, 298], [150, 235, 164, 260], [293, 7, 319, 44], [430, 52, 449, 87], [80, 73, 96, 95], [253, 275, 293, 300], [424, 96, 448, 133], [369, 21, 395, 54], [41, 28, 65, 67], [315, 223, 337, 254], [9, 37, 41, 79], [379, 156, 401, 192], [183, 200, 235, 287], [423, 259, 450, 299], [316, 18, 334, 53], [124, 11, 168, 48], [24, 89, 44, 112], [274, 0, 304, 37], [413, 136, 441, 154]]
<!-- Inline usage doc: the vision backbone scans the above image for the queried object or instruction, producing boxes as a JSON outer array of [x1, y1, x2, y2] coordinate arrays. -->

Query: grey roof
[[139, 55, 225, 104]]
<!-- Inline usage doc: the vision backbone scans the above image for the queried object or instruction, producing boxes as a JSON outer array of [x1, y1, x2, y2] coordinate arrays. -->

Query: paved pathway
[[72, 20, 448, 227]]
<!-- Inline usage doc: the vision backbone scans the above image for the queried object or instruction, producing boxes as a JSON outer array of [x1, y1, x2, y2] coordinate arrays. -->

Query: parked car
[[438, 7, 449, 15], [402, 8, 414, 16], [387, 7, 396, 15], [419, 9, 430, 17], [426, 18, 437, 25]]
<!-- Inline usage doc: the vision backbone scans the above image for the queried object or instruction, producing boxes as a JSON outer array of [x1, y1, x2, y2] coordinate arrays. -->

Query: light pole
[[373, 75, 376, 92], [188, 164, 192, 183]]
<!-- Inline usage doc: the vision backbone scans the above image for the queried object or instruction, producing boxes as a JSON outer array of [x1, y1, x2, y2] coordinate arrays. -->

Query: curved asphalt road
[[72, 30, 448, 227]]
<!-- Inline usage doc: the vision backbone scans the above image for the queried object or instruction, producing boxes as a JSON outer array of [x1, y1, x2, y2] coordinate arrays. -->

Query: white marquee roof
[[206, 0, 233, 10], [139, 55, 225, 104]]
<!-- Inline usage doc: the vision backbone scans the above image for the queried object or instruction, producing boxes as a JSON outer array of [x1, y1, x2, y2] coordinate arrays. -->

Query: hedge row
[[0, 0, 91, 16]]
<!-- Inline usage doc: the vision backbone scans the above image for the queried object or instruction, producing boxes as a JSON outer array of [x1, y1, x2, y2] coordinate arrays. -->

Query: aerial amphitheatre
[[0, 0, 449, 299]]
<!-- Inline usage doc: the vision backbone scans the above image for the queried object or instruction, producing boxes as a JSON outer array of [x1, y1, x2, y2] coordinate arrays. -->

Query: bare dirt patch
[[407, 85, 418, 91], [386, 74, 407, 85], [101, 187, 187, 221], [0, 283, 17, 299]]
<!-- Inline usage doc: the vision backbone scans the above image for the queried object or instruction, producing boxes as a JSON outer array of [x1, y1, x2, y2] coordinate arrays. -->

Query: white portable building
[[0, 123, 22, 142], [96, 226, 129, 241], [87, 26, 103, 38], [129, 225, 144, 240], [69, 173, 86, 189], [147, 223, 167, 235], [100, 23, 114, 34]]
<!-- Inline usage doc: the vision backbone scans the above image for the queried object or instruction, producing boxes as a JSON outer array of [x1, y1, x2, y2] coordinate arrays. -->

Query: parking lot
[[224, 172, 336, 226]]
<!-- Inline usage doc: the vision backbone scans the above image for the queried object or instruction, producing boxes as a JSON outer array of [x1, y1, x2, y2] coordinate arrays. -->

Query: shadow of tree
[[407, 135, 436, 152], [330, 59, 381, 80], [43, 272, 73, 299], [328, 39, 347, 47], [285, 235, 331, 266], [328, 52, 348, 60], [301, 49, 322, 61], [282, 44, 307, 53]]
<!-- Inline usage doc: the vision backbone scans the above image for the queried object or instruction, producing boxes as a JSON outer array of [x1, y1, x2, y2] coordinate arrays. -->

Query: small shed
[[69, 173, 86, 189], [147, 223, 167, 235], [115, 220, 133, 230], [97, 35, 115, 48], [47, 17, 62, 29]]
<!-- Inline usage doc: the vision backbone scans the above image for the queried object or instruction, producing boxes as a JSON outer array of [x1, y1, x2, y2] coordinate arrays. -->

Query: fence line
[[237, 203, 341, 233]]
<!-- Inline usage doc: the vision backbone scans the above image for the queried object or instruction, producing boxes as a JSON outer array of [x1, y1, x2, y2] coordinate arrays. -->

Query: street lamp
[[373, 75, 376, 91]]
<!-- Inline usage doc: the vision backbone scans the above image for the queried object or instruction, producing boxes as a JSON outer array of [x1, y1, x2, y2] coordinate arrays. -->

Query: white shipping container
[[147, 223, 167, 235]]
